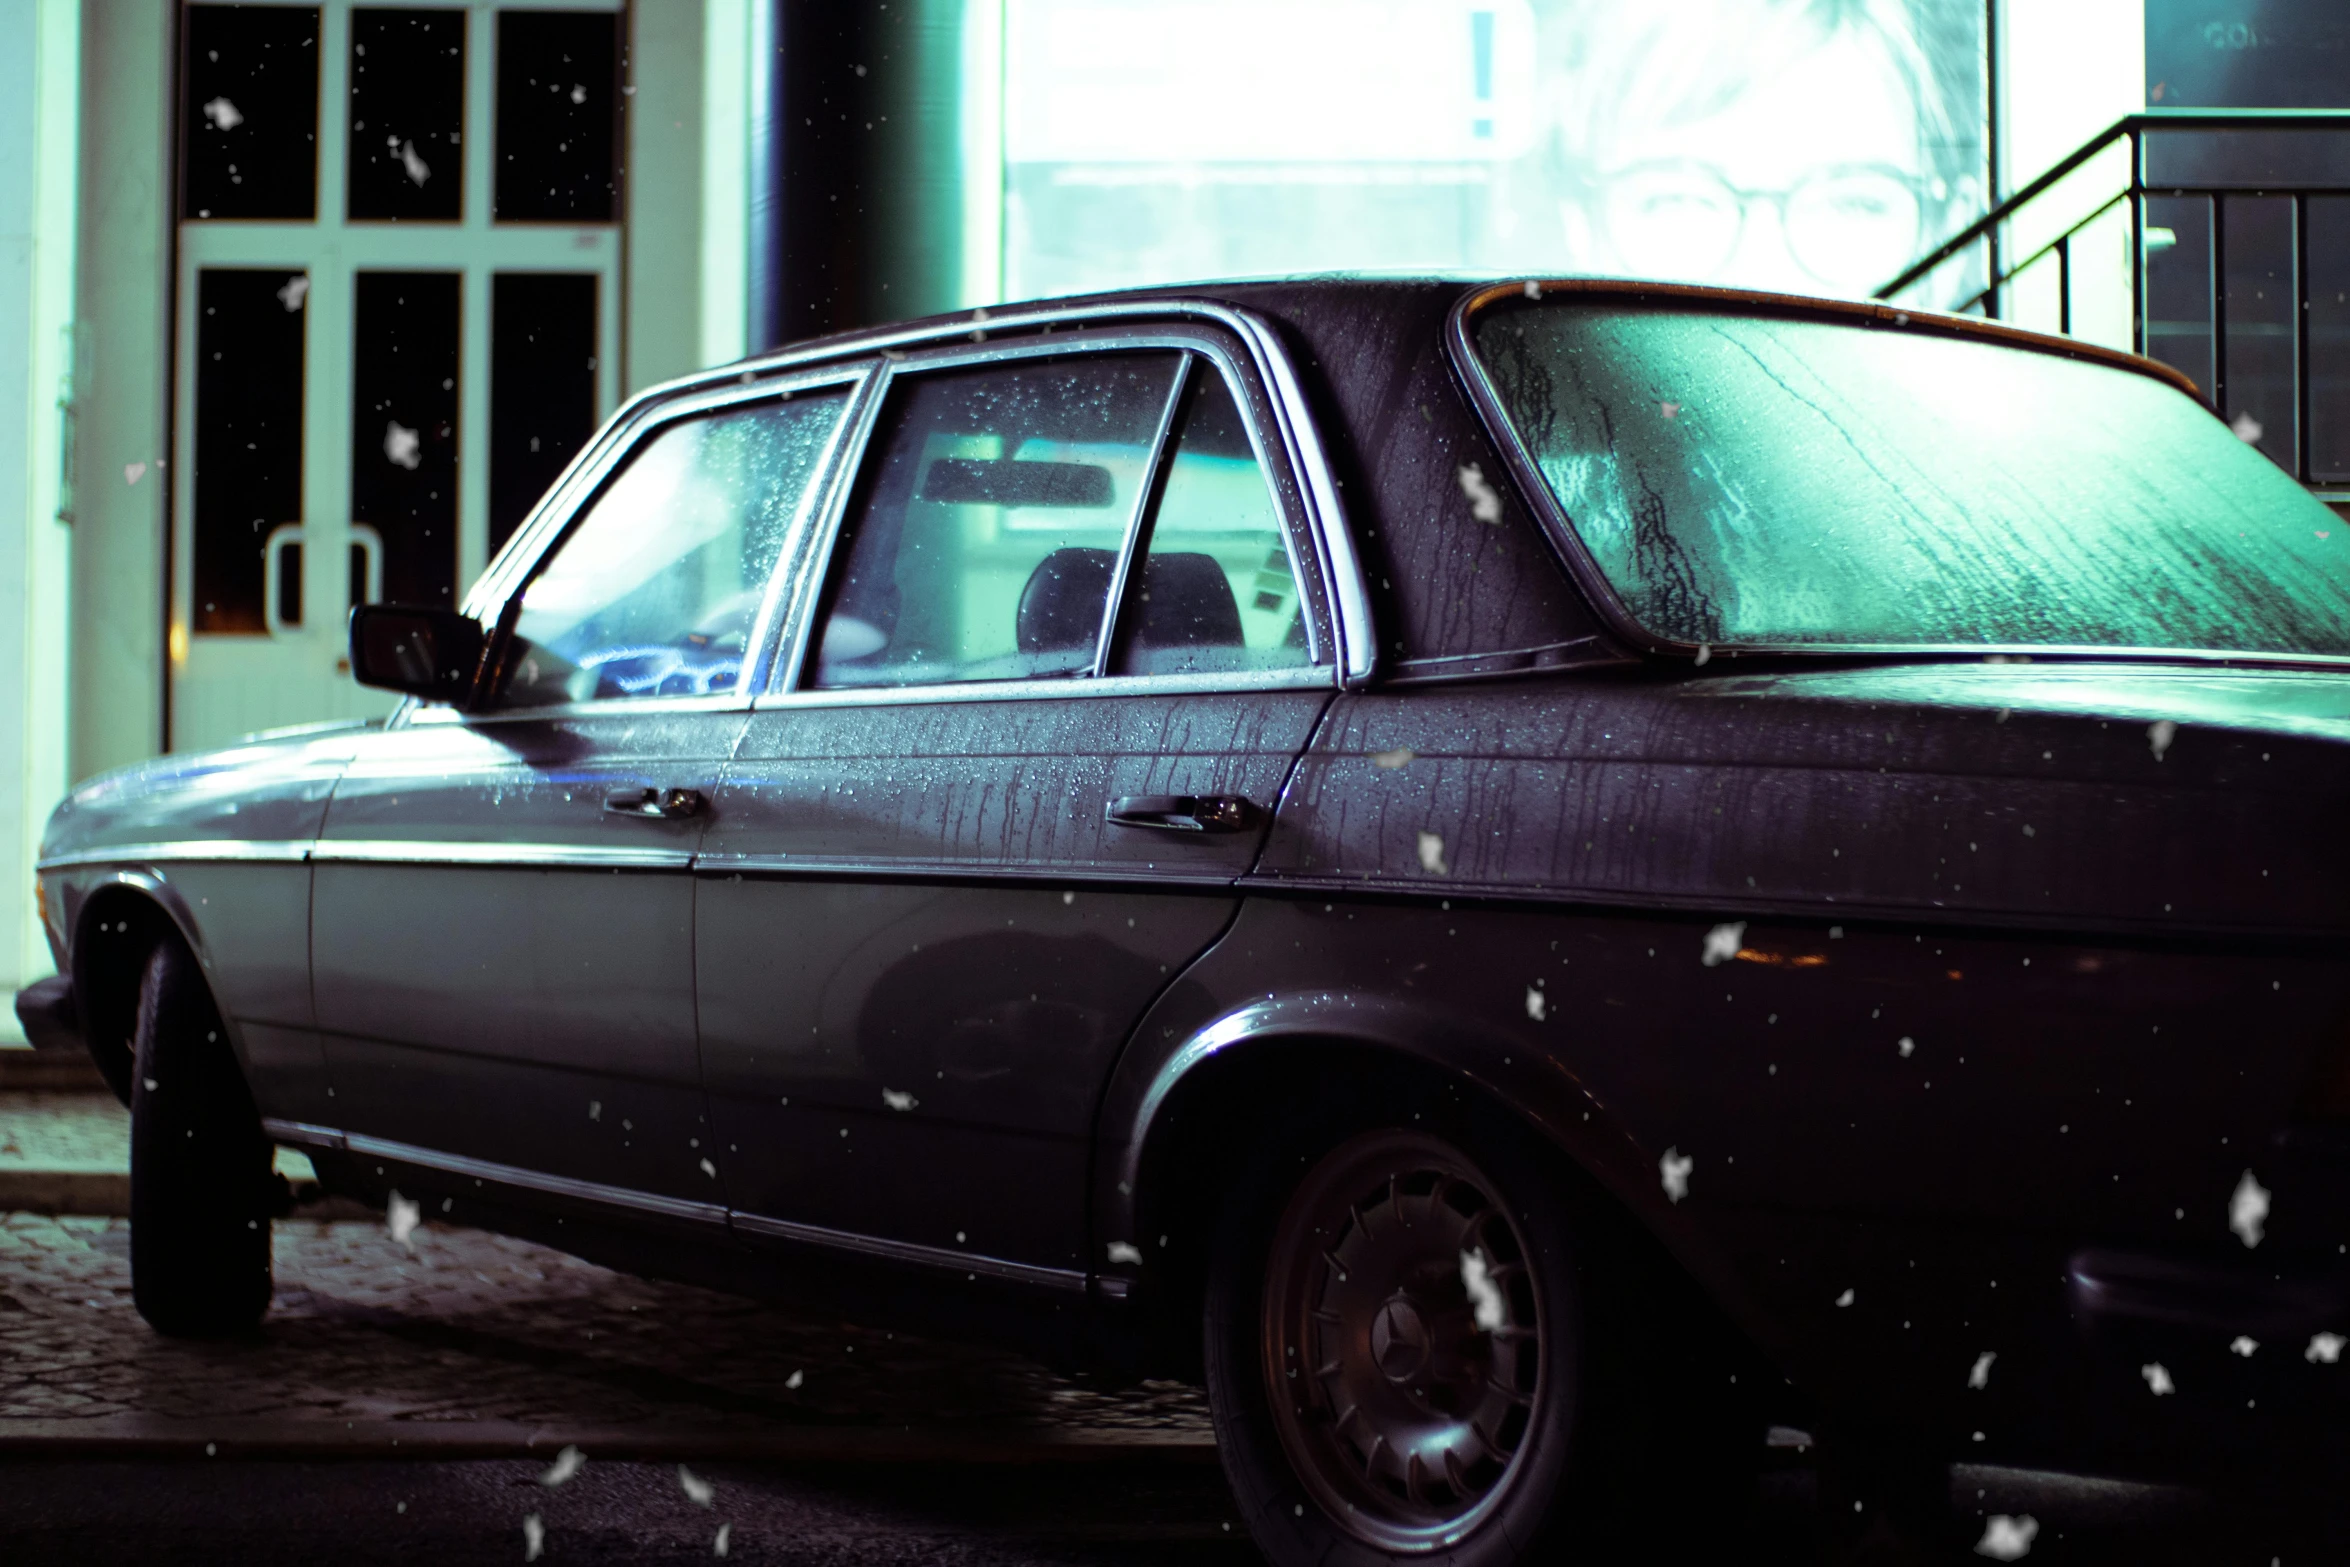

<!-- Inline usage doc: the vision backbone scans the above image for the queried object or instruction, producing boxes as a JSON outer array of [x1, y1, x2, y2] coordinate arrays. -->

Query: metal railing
[[1876, 108, 2350, 491]]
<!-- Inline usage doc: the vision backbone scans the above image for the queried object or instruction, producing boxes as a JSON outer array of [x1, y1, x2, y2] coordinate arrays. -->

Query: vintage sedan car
[[26, 278, 2350, 1561]]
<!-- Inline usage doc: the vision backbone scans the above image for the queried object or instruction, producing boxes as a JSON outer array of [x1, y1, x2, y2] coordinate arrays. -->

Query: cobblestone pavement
[[0, 1091, 127, 1172], [0, 1211, 1210, 1443]]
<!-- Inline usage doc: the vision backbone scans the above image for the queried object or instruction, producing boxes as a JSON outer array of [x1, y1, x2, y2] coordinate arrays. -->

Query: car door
[[312, 371, 861, 1222], [697, 325, 1349, 1287]]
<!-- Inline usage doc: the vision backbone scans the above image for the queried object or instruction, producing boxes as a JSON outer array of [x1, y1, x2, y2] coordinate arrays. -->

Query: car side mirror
[[348, 603, 487, 705]]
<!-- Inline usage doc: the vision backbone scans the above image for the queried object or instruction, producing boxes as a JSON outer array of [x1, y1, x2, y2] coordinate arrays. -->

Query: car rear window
[[1469, 302, 2350, 657]]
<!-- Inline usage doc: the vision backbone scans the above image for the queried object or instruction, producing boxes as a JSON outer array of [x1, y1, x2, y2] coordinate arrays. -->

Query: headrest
[[1137, 552, 1243, 647], [1016, 547, 1117, 653]]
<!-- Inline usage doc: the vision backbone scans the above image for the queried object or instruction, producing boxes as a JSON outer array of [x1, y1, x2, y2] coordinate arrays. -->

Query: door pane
[[194, 269, 308, 634], [184, 5, 320, 221], [494, 391, 852, 708], [810, 353, 1183, 689], [2310, 197, 2350, 485], [351, 272, 461, 612], [2222, 195, 2299, 475], [490, 273, 599, 555], [347, 8, 466, 222], [495, 10, 621, 222], [1114, 365, 1310, 675], [2144, 194, 2213, 403]]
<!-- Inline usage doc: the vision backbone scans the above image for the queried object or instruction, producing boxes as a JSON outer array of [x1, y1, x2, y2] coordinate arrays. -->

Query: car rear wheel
[[129, 936, 275, 1337], [1206, 1105, 1666, 1566]]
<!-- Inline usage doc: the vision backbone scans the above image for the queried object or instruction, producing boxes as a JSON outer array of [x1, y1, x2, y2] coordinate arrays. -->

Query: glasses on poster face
[[1596, 161, 1929, 292]]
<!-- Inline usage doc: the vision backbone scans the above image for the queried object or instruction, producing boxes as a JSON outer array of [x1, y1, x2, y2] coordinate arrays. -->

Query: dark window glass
[[495, 11, 619, 222], [490, 273, 599, 555], [347, 8, 465, 221], [183, 5, 320, 220], [1112, 366, 1309, 676], [2144, 193, 2215, 402], [810, 354, 1183, 690], [193, 269, 308, 634], [1472, 303, 2350, 656], [2222, 195, 2300, 475], [493, 393, 852, 709], [2311, 196, 2350, 485], [351, 272, 460, 611]]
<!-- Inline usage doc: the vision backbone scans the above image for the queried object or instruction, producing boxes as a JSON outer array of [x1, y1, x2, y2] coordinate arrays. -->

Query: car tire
[[128, 936, 275, 1337], [1204, 1092, 1725, 1566]]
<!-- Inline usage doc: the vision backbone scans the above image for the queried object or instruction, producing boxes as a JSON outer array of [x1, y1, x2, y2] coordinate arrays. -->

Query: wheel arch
[[1101, 990, 1789, 1383], [66, 870, 230, 1107]]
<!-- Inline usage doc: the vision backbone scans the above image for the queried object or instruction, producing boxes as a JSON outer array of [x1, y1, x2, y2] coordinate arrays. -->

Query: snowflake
[[1521, 279, 1541, 299], [2142, 1362, 2174, 1395], [2229, 1170, 2269, 1248], [715, 1523, 732, 1557], [1525, 985, 1546, 1021], [276, 276, 308, 312], [2230, 1336, 2258, 1357], [384, 422, 422, 470], [1659, 401, 1681, 419], [387, 1190, 421, 1250], [1456, 463, 1504, 523], [398, 140, 431, 186], [2147, 719, 2176, 760], [1899, 1036, 1916, 1058], [699, 1158, 717, 1178], [124, 462, 146, 487], [2306, 1332, 2344, 1364], [570, 84, 588, 105], [538, 1446, 584, 1487], [1416, 831, 1449, 876], [1701, 921, 1745, 967], [1369, 747, 1415, 769], [1659, 1147, 1692, 1203], [1106, 1240, 1143, 1265], [882, 1088, 917, 1111], [1975, 1513, 2037, 1559], [2230, 411, 2264, 444], [523, 1513, 545, 1561], [1968, 1351, 1996, 1389], [1835, 1288, 1855, 1308], [785, 1370, 804, 1389], [679, 1465, 714, 1506], [202, 97, 243, 130], [1460, 1249, 1507, 1331]]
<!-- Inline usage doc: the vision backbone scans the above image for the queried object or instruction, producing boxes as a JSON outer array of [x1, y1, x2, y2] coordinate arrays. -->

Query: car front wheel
[[128, 936, 275, 1337], [1206, 1106, 1659, 1567]]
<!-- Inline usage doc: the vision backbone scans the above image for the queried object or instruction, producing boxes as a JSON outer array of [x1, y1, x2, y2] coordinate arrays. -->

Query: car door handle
[[602, 786, 707, 821], [1104, 794, 1257, 834]]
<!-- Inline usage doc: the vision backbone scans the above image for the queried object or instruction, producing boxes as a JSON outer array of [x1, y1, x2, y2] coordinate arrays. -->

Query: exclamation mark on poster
[[1470, 9, 1495, 139]]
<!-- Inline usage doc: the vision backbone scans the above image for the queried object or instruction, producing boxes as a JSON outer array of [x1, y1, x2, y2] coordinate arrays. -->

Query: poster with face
[[1003, 0, 1987, 308]]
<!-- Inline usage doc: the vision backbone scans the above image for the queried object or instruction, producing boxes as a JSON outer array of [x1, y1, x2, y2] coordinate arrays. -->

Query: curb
[[0, 1416, 1220, 1464], [0, 1170, 129, 1216]]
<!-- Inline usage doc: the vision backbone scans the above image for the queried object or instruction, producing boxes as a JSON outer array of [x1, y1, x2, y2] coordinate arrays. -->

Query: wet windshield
[[1470, 303, 2350, 656]]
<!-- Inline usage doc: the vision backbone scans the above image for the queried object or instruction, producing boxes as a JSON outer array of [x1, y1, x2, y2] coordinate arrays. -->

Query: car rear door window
[[1113, 364, 1309, 675], [811, 352, 1185, 688], [493, 390, 851, 708]]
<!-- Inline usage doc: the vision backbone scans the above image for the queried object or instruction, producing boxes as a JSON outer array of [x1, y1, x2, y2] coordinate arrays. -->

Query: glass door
[[170, 1, 623, 753]]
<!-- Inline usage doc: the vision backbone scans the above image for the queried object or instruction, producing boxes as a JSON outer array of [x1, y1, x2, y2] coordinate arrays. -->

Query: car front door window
[[495, 389, 852, 709]]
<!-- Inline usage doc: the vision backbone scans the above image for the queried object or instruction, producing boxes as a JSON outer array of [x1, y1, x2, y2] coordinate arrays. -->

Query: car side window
[[810, 352, 1185, 689], [1112, 365, 1310, 675], [492, 390, 851, 709]]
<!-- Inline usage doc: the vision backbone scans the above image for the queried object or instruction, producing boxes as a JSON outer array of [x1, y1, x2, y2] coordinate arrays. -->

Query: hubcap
[[1262, 1130, 1544, 1550]]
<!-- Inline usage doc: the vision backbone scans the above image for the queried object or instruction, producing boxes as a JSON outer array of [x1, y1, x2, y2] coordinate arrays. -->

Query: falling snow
[[1416, 831, 1449, 875], [2231, 1336, 2259, 1357], [2148, 719, 2177, 760], [538, 1446, 584, 1487], [1660, 1147, 1692, 1203], [1975, 1513, 2038, 1559], [387, 1190, 420, 1250], [398, 139, 431, 186], [1835, 1288, 1855, 1308], [1969, 1351, 1996, 1389], [1107, 1240, 1143, 1265], [2231, 411, 2264, 443], [277, 276, 308, 312], [523, 1513, 545, 1561], [2229, 1170, 2270, 1248], [570, 84, 588, 104], [2142, 1362, 2175, 1395], [1899, 1036, 1916, 1058], [123, 462, 146, 487], [785, 1370, 804, 1389], [1456, 462, 1504, 523], [1660, 400, 1681, 419], [679, 1465, 715, 1506], [882, 1088, 917, 1111], [1701, 922, 1745, 967], [699, 1158, 717, 1178], [1370, 747, 1415, 769], [2307, 1332, 2344, 1364], [385, 422, 422, 470], [202, 97, 243, 130], [1525, 985, 1546, 1021], [715, 1523, 732, 1557], [1460, 1249, 1507, 1331]]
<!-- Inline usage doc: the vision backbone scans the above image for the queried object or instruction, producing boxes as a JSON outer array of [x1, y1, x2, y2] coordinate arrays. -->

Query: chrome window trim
[[693, 854, 1244, 888], [400, 689, 756, 728], [38, 840, 314, 871], [310, 840, 693, 870], [771, 326, 1338, 695], [1092, 357, 1195, 678], [752, 662, 1332, 713], [341, 1131, 730, 1228], [261, 1118, 344, 1151], [730, 1209, 1087, 1293]]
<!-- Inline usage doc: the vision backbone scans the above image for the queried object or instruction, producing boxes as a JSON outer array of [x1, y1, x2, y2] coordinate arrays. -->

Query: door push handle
[[1104, 794, 1257, 834], [602, 786, 707, 821]]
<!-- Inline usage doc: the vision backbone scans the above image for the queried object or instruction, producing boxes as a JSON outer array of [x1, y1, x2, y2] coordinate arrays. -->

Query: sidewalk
[[0, 1079, 1214, 1461]]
